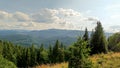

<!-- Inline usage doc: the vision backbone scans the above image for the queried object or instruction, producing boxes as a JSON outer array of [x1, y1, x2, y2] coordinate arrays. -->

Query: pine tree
[[30, 45, 37, 66], [37, 44, 44, 64], [0, 40, 3, 55], [48, 45, 53, 63], [2, 42, 17, 65], [37, 44, 48, 64], [68, 37, 92, 68], [59, 43, 65, 63], [26, 48, 31, 67], [52, 40, 65, 63], [52, 40, 60, 63], [83, 28, 89, 41], [16, 46, 24, 67], [22, 47, 26, 67], [37, 47, 41, 64], [90, 21, 108, 54]]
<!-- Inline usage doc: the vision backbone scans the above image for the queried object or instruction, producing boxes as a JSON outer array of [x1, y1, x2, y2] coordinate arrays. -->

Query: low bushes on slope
[[0, 55, 16, 68]]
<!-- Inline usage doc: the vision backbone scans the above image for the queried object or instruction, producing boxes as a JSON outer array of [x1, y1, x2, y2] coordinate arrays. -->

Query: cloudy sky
[[0, 0, 120, 32]]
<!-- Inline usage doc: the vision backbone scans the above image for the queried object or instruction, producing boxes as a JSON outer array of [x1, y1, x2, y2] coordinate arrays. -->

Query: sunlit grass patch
[[36, 62, 68, 68], [37, 52, 120, 68], [90, 52, 120, 68]]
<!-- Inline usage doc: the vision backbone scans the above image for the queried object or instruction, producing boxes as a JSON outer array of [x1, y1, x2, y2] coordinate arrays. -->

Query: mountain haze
[[0, 29, 112, 48]]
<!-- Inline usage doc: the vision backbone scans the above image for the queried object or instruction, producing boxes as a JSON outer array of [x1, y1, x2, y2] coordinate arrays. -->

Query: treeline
[[0, 39, 71, 67], [0, 21, 119, 68]]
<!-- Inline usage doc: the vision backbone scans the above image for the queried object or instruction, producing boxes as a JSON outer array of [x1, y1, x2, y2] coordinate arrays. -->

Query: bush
[[0, 55, 16, 68], [68, 37, 93, 68], [108, 33, 120, 52]]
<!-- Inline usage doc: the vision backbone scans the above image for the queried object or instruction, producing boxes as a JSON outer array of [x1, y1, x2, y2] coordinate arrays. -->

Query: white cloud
[[12, 12, 31, 22], [83, 16, 99, 22], [32, 8, 59, 23], [0, 8, 99, 30], [31, 8, 82, 23], [0, 11, 31, 23], [108, 25, 120, 33], [0, 11, 11, 19], [58, 8, 81, 17]]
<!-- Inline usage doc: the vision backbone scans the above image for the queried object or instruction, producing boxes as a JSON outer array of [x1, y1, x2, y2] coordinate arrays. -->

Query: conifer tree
[[52, 40, 65, 63], [37, 44, 44, 64], [58, 43, 65, 62], [37, 44, 48, 64], [16, 46, 23, 67], [26, 48, 31, 67], [0, 40, 3, 55], [30, 45, 37, 66], [52, 40, 60, 63], [90, 21, 108, 54], [37, 48, 41, 64], [68, 37, 92, 68], [83, 28, 89, 41], [48, 45, 53, 63]]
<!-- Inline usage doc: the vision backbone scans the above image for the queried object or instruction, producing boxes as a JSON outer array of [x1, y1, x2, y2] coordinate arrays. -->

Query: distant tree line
[[0, 21, 119, 68]]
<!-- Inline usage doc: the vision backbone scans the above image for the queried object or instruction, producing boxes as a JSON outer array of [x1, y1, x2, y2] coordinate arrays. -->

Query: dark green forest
[[0, 21, 120, 68]]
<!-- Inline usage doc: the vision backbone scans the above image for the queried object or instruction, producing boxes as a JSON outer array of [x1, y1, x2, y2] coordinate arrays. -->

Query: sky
[[0, 0, 120, 32]]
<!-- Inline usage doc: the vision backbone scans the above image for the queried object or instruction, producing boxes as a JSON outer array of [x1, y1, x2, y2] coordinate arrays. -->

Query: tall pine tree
[[52, 40, 60, 63], [48, 45, 53, 63], [30, 45, 37, 66], [83, 28, 89, 41], [90, 21, 108, 54]]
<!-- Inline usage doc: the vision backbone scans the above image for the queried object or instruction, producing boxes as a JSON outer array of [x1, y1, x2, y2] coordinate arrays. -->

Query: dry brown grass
[[90, 52, 120, 68], [36, 52, 120, 68], [36, 62, 68, 68]]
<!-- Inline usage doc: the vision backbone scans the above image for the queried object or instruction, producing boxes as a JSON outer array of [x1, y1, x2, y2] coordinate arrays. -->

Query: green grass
[[0, 55, 16, 68]]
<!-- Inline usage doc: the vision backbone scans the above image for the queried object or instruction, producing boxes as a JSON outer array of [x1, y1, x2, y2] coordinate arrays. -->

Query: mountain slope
[[0, 29, 112, 48]]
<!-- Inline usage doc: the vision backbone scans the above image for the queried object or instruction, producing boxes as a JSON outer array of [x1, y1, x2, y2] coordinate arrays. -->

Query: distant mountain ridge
[[0, 29, 113, 48]]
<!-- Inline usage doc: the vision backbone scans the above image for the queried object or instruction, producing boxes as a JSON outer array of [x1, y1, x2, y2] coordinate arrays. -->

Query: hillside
[[0, 29, 112, 48], [37, 52, 120, 68]]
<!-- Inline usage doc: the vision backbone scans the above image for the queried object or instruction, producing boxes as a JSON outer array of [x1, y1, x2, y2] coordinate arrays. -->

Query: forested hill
[[0, 29, 112, 48]]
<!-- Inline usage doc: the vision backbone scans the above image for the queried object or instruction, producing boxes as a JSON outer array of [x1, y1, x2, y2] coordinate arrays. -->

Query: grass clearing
[[36, 62, 68, 68], [37, 52, 120, 68], [90, 52, 120, 68]]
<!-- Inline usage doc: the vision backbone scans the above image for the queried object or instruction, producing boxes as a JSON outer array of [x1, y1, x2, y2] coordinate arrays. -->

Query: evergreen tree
[[2, 42, 17, 65], [19, 48, 26, 67], [26, 48, 31, 67], [90, 21, 108, 54], [0, 40, 3, 55], [48, 45, 53, 63], [52, 40, 60, 63], [83, 28, 89, 41], [16, 46, 24, 67], [108, 33, 120, 52], [30, 45, 37, 66], [37, 44, 43, 64], [64, 48, 71, 61], [36, 50, 40, 64], [52, 40, 65, 63], [68, 37, 92, 68], [58, 43, 65, 62], [37, 44, 48, 64]]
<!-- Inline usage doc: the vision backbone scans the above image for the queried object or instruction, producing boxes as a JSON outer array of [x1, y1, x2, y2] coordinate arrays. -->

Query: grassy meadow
[[36, 62, 68, 68], [37, 52, 120, 68]]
